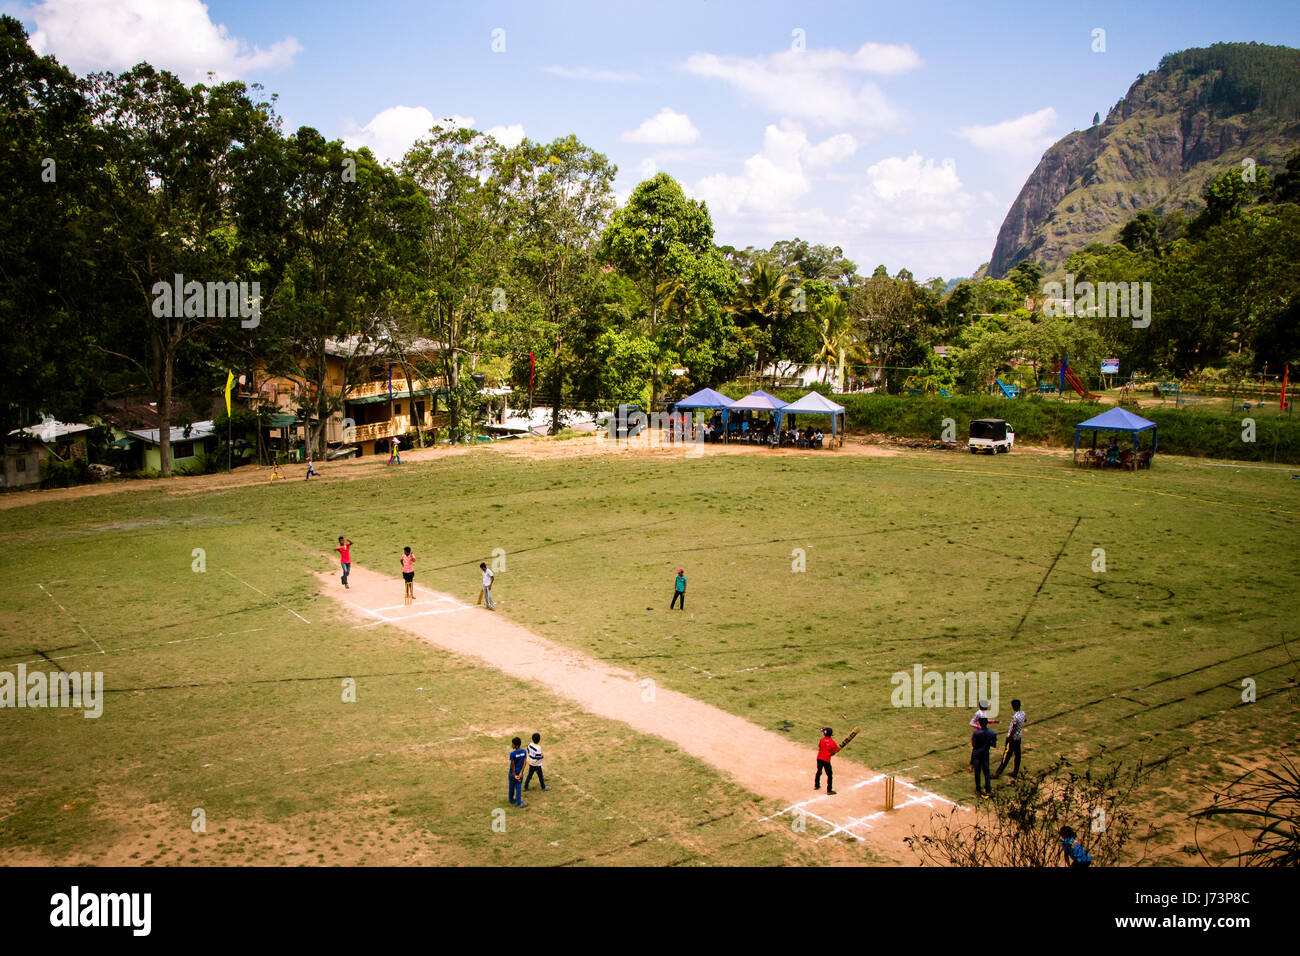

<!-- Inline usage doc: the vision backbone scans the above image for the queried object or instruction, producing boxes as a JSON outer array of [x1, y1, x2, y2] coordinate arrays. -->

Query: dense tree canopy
[[3, 17, 1294, 455]]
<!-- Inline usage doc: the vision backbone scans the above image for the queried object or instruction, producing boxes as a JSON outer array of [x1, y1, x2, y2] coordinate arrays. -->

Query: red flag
[[529, 351, 534, 394], [1282, 364, 1290, 412]]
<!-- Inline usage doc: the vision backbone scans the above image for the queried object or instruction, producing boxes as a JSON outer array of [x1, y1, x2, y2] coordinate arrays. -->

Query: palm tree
[[816, 296, 850, 386], [727, 260, 798, 381]]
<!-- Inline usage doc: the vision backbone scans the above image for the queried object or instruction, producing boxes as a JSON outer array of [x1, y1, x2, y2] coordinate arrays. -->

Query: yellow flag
[[224, 370, 235, 416]]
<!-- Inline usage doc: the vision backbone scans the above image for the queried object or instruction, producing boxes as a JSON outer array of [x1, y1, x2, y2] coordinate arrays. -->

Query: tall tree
[[89, 64, 281, 474], [600, 173, 729, 410], [498, 135, 616, 434], [727, 260, 799, 380], [399, 125, 505, 442], [0, 17, 108, 433], [262, 130, 403, 456]]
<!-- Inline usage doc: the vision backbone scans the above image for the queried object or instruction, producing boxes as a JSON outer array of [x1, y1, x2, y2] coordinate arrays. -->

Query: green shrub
[[39, 456, 93, 489], [759, 389, 1300, 463]]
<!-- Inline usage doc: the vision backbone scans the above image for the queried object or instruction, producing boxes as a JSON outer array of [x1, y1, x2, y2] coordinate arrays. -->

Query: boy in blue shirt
[[1060, 826, 1092, 866], [670, 568, 686, 610], [508, 737, 528, 808]]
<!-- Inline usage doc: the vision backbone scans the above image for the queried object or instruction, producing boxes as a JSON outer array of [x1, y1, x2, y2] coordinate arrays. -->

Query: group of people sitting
[[774, 427, 824, 449], [1079, 436, 1152, 470], [698, 418, 826, 448]]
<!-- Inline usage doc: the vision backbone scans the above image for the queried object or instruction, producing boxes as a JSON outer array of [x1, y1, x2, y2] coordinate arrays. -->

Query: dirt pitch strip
[[318, 563, 965, 861]]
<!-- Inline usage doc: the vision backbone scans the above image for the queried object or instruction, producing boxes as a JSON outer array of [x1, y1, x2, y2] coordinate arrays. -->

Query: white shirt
[[482, 568, 494, 588], [970, 708, 992, 728]]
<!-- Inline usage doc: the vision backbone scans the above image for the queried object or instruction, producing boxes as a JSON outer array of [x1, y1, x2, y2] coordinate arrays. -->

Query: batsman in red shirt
[[815, 727, 839, 795]]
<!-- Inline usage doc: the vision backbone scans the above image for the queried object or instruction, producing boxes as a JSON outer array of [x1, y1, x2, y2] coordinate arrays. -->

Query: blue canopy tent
[[673, 387, 735, 440], [1073, 406, 1158, 465], [781, 391, 847, 447], [726, 389, 788, 442]]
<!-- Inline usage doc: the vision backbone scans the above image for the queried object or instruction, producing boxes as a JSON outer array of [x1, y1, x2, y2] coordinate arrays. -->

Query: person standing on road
[[670, 568, 686, 610], [336, 536, 352, 589], [478, 561, 495, 610], [401, 547, 415, 605], [388, 435, 401, 465], [814, 727, 839, 795], [993, 699, 1026, 779]]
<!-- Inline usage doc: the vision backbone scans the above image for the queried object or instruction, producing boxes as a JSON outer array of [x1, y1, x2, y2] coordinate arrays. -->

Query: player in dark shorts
[[401, 546, 415, 605], [815, 727, 839, 795]]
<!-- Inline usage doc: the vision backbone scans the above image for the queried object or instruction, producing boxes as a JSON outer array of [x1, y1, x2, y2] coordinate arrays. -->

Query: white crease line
[[816, 815, 876, 841], [37, 583, 105, 654], [623, 638, 715, 679], [7, 627, 265, 668], [224, 569, 310, 624], [382, 607, 475, 621]]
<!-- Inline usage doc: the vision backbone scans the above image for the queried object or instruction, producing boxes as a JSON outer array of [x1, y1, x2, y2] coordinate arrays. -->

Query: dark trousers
[[995, 737, 1021, 776], [972, 755, 991, 794], [815, 758, 833, 790], [671, 590, 685, 609], [508, 774, 522, 806], [340, 562, 350, 586], [524, 765, 545, 790]]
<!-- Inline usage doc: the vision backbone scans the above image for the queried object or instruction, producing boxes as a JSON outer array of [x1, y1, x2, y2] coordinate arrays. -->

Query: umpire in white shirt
[[478, 561, 496, 610]]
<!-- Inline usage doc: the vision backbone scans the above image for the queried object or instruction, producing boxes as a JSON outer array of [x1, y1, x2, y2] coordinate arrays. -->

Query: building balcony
[[346, 377, 445, 403], [351, 416, 409, 444]]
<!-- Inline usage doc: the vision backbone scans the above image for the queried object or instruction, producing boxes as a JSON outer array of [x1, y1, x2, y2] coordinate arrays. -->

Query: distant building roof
[[8, 418, 94, 441], [96, 396, 200, 431], [126, 420, 217, 445]]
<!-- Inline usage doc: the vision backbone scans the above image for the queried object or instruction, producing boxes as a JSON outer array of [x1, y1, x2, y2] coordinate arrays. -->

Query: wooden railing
[[346, 377, 445, 402], [351, 416, 410, 443]]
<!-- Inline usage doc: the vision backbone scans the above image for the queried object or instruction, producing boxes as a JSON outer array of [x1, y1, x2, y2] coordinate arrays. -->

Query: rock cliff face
[[987, 43, 1300, 277]]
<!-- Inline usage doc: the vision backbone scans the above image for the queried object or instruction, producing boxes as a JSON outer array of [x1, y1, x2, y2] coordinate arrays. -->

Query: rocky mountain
[[987, 43, 1300, 278]]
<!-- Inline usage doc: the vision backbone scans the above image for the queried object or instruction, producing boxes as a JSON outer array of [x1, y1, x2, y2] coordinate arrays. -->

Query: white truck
[[969, 418, 1015, 454]]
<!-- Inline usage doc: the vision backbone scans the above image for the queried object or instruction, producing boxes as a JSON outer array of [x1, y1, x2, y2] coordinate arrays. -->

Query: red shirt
[[817, 736, 839, 761], [337, 545, 350, 563], [401, 554, 414, 573]]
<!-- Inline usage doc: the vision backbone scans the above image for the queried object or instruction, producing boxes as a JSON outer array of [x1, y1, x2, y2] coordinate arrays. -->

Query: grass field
[[2, 437, 1298, 865]]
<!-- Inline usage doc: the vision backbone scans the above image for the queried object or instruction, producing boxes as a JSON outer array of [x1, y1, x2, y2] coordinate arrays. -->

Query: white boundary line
[[223, 569, 310, 624], [7, 627, 265, 668], [622, 637, 715, 679], [37, 583, 105, 655]]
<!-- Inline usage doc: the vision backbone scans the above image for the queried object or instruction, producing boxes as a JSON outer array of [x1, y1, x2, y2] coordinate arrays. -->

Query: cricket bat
[[838, 727, 859, 750]]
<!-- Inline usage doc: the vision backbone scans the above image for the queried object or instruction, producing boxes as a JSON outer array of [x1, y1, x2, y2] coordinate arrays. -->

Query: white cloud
[[957, 107, 1059, 156], [849, 153, 974, 234], [25, 0, 301, 82], [543, 65, 644, 83], [774, 42, 923, 75], [621, 107, 700, 145], [486, 123, 526, 148], [684, 41, 919, 130], [342, 107, 475, 164], [694, 123, 856, 220]]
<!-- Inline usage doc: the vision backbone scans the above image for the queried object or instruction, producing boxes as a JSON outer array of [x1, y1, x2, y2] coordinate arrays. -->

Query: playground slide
[[1061, 366, 1100, 400], [995, 378, 1019, 398]]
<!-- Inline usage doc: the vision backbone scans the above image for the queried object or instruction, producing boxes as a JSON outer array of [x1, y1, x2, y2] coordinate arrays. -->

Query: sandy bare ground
[[318, 563, 965, 861]]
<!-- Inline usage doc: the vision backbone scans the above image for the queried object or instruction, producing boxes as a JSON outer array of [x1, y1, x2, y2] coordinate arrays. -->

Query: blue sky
[[13, 0, 1300, 278]]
